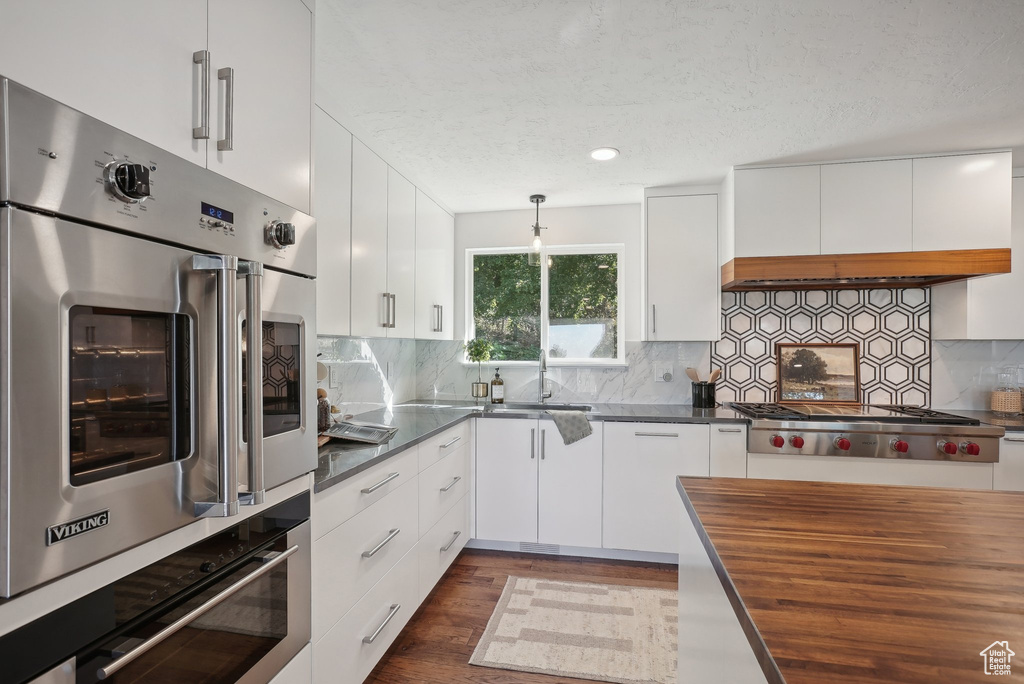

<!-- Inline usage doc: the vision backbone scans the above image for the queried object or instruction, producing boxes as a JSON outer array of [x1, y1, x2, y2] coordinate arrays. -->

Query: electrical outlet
[[655, 364, 673, 383], [328, 364, 341, 388]]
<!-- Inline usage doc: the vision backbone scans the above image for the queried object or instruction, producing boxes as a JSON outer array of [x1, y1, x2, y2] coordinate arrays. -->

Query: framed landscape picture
[[776, 343, 860, 404]]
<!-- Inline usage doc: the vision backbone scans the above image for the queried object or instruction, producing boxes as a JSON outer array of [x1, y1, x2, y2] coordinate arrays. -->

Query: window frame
[[465, 243, 626, 366]]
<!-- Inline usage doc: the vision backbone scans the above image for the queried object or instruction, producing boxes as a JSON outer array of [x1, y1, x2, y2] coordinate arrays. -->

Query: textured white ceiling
[[316, 0, 1024, 213]]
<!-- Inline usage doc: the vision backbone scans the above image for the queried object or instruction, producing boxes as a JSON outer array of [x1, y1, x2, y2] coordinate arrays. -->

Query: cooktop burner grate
[[876, 405, 981, 426], [728, 403, 809, 420]]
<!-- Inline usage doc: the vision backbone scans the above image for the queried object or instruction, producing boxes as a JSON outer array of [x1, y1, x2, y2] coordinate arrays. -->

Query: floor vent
[[519, 542, 559, 555]]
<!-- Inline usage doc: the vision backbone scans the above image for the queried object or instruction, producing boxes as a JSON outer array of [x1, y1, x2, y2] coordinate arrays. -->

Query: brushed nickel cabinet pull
[[440, 530, 461, 553], [361, 528, 400, 558], [635, 431, 679, 438], [360, 472, 399, 494], [440, 475, 461, 492], [363, 604, 401, 643]]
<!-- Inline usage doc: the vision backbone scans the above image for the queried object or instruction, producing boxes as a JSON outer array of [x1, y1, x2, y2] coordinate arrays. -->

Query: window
[[469, 245, 624, 364]]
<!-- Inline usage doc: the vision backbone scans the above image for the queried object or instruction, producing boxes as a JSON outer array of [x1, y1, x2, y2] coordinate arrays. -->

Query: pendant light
[[528, 194, 547, 266]]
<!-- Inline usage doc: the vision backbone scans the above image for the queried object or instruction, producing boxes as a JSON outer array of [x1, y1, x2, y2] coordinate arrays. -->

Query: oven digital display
[[201, 202, 234, 223]]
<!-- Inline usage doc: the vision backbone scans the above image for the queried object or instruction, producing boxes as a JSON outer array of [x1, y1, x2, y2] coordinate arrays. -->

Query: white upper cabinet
[[0, 1, 313, 212], [646, 194, 720, 341], [932, 175, 1024, 339], [313, 108, 352, 336], [0, 1, 208, 166], [820, 159, 912, 254], [350, 139, 390, 338], [734, 166, 820, 257], [207, 0, 313, 212], [386, 169, 417, 338], [415, 191, 455, 340], [912, 152, 1012, 252]]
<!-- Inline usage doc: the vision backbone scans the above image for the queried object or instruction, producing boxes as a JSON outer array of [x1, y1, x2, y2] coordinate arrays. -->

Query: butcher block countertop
[[676, 477, 1024, 684]]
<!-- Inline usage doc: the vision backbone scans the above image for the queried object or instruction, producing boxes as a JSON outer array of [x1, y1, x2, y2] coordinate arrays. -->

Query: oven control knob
[[265, 220, 296, 249], [790, 436, 805, 448], [890, 439, 910, 453], [834, 437, 852, 451], [769, 435, 785, 448], [960, 441, 981, 456], [105, 160, 151, 203], [938, 440, 959, 455], [199, 561, 216, 573]]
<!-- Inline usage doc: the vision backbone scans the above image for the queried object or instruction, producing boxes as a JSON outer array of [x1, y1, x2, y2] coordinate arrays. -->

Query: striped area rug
[[470, 576, 678, 683]]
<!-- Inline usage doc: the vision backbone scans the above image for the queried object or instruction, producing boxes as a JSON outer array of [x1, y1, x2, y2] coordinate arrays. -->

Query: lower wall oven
[[2, 492, 310, 684]]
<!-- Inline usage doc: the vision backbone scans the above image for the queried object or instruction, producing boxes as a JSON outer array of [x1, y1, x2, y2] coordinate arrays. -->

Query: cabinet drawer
[[312, 477, 418, 642], [312, 447, 418, 541], [418, 445, 470, 533], [710, 425, 747, 478], [417, 420, 471, 472], [418, 494, 470, 603], [995, 437, 1024, 492], [313, 547, 418, 684]]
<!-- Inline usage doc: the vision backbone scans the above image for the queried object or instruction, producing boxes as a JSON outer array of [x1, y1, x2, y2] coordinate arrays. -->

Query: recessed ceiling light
[[590, 147, 619, 161]]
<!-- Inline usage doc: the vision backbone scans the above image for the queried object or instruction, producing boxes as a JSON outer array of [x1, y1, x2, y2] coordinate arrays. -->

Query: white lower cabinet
[[475, 418, 603, 547], [419, 494, 471, 602], [603, 423, 710, 554], [313, 548, 419, 684], [746, 453, 993, 489], [419, 443, 470, 532], [995, 435, 1024, 492], [270, 643, 311, 684], [710, 424, 747, 478]]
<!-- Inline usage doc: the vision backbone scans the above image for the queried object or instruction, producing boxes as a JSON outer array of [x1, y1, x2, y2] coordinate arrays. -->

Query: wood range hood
[[721, 248, 1011, 291]]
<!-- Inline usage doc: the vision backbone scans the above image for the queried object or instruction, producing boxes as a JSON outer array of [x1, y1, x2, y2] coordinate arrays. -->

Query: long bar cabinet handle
[[97, 545, 298, 679], [217, 67, 234, 151], [361, 472, 400, 494], [440, 476, 462, 492], [635, 431, 679, 438], [362, 528, 400, 558], [717, 427, 743, 433], [192, 50, 210, 139], [363, 604, 401, 644], [440, 531, 461, 553], [441, 436, 461, 449]]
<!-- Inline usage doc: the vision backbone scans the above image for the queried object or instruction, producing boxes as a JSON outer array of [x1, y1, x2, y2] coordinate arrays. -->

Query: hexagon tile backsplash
[[711, 289, 930, 405]]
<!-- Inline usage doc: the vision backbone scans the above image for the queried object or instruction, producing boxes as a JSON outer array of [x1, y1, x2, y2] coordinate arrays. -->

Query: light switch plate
[[329, 364, 341, 388], [655, 364, 673, 383]]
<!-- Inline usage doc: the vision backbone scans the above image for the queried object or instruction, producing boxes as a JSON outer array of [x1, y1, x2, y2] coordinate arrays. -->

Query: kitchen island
[[676, 477, 1024, 684]]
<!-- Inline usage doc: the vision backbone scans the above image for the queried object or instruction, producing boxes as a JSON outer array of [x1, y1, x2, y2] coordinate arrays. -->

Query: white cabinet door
[[734, 166, 820, 257], [995, 436, 1024, 492], [350, 139, 389, 337], [709, 424, 747, 478], [538, 423, 603, 548], [603, 423, 710, 554], [475, 418, 538, 543], [415, 191, 455, 340], [932, 177, 1024, 340], [646, 194, 720, 341], [820, 160, 912, 254], [912, 152, 1011, 252], [207, 0, 312, 211], [386, 168, 417, 338], [747, 453, 993, 489], [0, 1, 208, 166], [313, 108, 352, 336]]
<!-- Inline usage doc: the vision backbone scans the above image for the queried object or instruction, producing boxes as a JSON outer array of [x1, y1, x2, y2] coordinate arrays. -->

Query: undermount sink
[[488, 402, 594, 412]]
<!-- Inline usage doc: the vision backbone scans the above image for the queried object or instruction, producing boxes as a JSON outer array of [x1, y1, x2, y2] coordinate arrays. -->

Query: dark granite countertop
[[945, 409, 1024, 432], [314, 400, 750, 493]]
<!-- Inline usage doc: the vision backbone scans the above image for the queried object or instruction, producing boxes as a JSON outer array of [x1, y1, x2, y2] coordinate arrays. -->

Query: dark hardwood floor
[[365, 549, 678, 683]]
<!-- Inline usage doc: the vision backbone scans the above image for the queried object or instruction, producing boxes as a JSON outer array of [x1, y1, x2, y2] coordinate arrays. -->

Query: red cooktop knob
[[770, 435, 785, 448], [941, 441, 958, 455], [834, 437, 852, 451], [890, 439, 910, 453], [962, 442, 981, 456], [790, 436, 805, 448]]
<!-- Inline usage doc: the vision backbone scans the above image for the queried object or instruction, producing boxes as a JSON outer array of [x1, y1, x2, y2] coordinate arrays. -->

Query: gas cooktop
[[729, 402, 980, 426]]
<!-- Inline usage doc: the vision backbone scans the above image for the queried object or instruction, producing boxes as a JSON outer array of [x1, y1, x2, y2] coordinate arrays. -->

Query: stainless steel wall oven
[[0, 76, 317, 597]]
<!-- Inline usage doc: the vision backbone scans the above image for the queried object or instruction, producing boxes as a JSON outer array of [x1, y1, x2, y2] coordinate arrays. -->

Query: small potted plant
[[465, 338, 493, 402]]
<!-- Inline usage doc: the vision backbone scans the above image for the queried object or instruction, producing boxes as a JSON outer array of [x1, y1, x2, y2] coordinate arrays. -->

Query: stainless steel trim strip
[[360, 472, 399, 494], [193, 255, 240, 518], [96, 545, 299, 679], [239, 260, 265, 506], [635, 431, 679, 438], [361, 528, 400, 558], [362, 604, 401, 644], [440, 476, 461, 493], [192, 50, 210, 139], [440, 436, 461, 449], [217, 67, 234, 151], [440, 530, 461, 553]]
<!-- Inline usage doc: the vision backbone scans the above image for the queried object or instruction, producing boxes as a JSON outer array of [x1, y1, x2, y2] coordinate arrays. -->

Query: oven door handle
[[96, 544, 299, 680], [239, 260, 265, 506], [192, 255, 241, 518]]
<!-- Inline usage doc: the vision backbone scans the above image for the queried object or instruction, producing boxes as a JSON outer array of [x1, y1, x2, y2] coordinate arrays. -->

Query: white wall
[[454, 203, 642, 341]]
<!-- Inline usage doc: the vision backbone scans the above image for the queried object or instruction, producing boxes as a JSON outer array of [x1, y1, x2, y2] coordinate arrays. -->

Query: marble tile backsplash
[[316, 336, 417, 415], [416, 340, 711, 404], [930, 340, 1024, 410]]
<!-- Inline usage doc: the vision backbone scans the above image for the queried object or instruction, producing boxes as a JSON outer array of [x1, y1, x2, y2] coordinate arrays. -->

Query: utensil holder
[[471, 382, 489, 399], [692, 381, 716, 408]]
